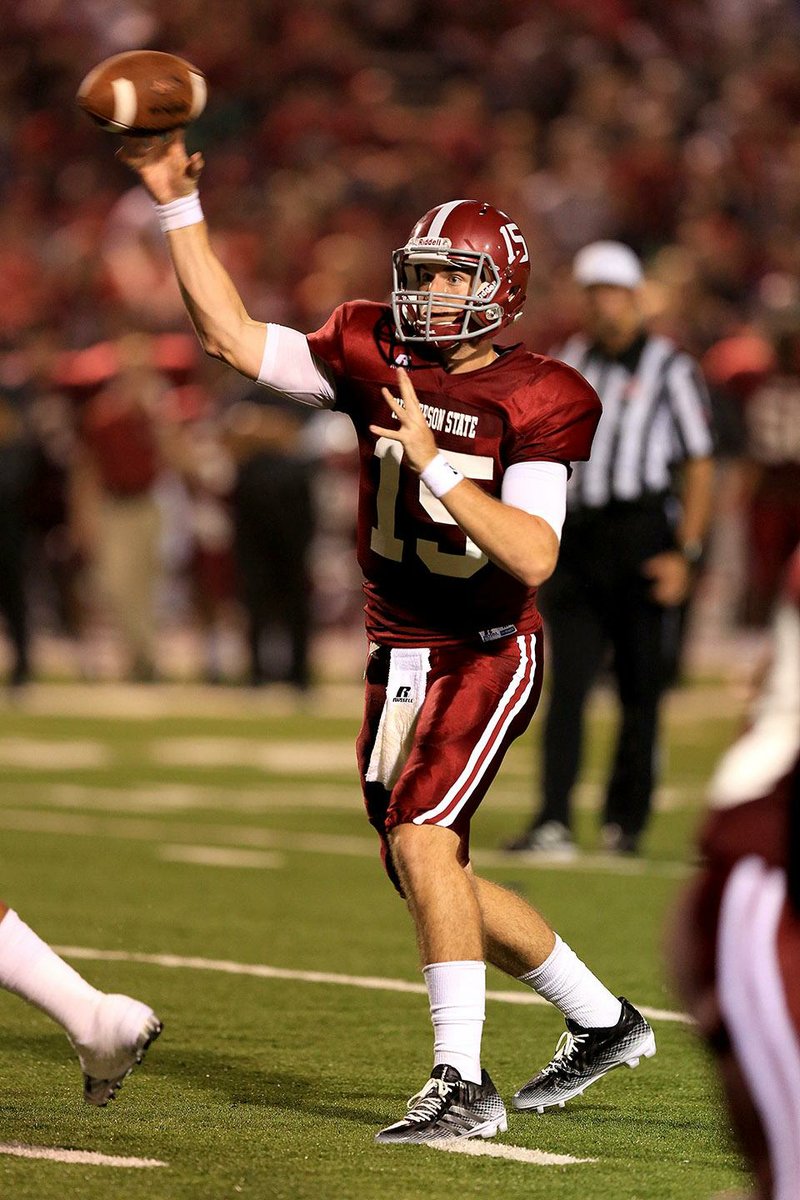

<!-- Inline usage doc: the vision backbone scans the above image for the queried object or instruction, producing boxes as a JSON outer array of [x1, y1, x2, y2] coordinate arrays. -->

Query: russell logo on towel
[[393, 686, 413, 703]]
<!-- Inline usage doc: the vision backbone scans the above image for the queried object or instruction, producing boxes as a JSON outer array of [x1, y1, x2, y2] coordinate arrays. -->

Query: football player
[[119, 131, 656, 1142], [0, 900, 161, 1105], [670, 547, 800, 1200]]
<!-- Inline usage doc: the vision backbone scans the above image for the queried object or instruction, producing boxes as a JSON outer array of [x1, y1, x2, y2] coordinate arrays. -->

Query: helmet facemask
[[391, 240, 506, 344]]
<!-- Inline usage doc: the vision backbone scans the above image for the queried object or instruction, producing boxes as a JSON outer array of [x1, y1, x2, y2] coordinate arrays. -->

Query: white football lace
[[542, 1030, 588, 1075], [405, 1077, 454, 1123]]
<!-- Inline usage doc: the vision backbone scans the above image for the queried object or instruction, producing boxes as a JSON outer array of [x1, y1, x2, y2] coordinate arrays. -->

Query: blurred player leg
[[719, 857, 800, 1200], [0, 902, 162, 1105], [671, 547, 800, 1199]]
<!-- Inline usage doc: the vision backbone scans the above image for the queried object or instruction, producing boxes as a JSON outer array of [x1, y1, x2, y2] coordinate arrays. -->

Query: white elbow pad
[[501, 461, 568, 540], [258, 324, 336, 409]]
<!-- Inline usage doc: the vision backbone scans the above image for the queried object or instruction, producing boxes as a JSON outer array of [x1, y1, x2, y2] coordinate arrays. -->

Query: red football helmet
[[391, 200, 530, 344]]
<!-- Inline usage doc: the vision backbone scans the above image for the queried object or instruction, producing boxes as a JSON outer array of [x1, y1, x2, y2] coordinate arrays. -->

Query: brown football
[[77, 50, 206, 134]]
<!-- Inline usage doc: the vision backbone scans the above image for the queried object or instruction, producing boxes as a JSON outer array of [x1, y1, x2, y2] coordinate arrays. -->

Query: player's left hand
[[371, 368, 439, 474], [641, 550, 691, 607]]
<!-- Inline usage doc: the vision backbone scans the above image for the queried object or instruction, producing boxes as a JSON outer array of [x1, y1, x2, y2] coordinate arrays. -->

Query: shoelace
[[541, 1029, 588, 1076], [404, 1077, 455, 1124]]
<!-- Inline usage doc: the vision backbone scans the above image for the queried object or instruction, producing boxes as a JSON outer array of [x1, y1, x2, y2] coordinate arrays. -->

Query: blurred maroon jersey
[[308, 301, 600, 647]]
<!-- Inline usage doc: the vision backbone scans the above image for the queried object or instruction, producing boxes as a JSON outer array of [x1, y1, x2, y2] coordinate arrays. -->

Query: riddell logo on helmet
[[408, 237, 451, 253]]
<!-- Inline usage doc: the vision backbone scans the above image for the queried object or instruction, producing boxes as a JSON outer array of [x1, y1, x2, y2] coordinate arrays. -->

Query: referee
[[506, 241, 714, 856]]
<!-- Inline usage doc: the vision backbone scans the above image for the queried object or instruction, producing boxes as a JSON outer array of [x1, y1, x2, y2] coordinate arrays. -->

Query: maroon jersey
[[308, 301, 601, 646]]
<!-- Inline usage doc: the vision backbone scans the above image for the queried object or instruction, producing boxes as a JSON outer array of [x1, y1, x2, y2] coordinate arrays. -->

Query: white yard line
[[52, 945, 691, 1025], [45, 782, 358, 812], [1, 681, 366, 720], [22, 779, 701, 814], [428, 1140, 596, 1165], [474, 848, 689, 877], [0, 680, 741, 723], [143, 757, 702, 810], [0, 809, 691, 879], [0, 1143, 166, 1168], [4, 780, 704, 819], [0, 739, 112, 769], [151, 738, 358, 773], [158, 845, 283, 869]]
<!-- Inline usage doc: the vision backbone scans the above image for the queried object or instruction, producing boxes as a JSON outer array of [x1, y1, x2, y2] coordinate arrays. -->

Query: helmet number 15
[[499, 222, 529, 264], [370, 437, 494, 578]]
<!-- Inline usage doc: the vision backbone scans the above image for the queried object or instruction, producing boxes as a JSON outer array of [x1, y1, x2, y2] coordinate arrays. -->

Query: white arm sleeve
[[501, 461, 568, 541], [257, 323, 337, 409], [708, 599, 800, 809]]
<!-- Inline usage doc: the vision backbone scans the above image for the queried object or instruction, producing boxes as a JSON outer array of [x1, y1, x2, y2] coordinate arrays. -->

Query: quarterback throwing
[[120, 130, 655, 1143]]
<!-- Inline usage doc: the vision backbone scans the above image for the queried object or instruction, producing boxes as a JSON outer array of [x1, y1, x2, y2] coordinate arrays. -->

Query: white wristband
[[155, 191, 204, 233], [420, 452, 464, 499]]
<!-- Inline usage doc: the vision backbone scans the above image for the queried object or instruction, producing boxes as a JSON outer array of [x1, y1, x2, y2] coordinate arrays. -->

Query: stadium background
[[0, 2, 796, 1198], [1, 0, 798, 681]]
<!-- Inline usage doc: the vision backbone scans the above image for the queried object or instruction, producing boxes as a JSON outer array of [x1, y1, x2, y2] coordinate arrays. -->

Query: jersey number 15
[[370, 437, 493, 578]]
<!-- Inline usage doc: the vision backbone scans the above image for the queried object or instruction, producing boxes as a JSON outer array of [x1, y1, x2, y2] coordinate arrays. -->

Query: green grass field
[[0, 682, 748, 1199]]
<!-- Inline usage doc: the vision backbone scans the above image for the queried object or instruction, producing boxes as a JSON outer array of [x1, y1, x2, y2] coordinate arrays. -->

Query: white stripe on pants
[[718, 856, 800, 1200]]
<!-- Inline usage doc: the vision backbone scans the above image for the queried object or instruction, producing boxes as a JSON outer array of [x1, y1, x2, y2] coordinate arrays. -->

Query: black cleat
[[513, 997, 656, 1113], [375, 1064, 507, 1144]]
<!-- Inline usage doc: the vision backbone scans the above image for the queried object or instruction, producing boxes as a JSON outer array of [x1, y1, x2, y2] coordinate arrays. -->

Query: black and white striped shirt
[[555, 333, 713, 509]]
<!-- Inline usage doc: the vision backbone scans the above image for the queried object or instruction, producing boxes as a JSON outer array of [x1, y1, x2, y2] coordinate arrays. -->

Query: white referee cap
[[573, 241, 644, 289]]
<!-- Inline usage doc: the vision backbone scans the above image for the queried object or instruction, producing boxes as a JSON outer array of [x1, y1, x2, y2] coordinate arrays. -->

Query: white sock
[[518, 935, 622, 1028], [423, 960, 485, 1085], [0, 910, 102, 1044]]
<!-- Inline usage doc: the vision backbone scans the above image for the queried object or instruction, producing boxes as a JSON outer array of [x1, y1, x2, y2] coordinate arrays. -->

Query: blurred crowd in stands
[[1, 0, 800, 684]]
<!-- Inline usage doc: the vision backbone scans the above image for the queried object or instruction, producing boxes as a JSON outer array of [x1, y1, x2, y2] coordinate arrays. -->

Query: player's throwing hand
[[117, 129, 204, 206], [372, 368, 439, 474]]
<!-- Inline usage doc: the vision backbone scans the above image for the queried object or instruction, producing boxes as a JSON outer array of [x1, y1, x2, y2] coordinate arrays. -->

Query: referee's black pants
[[536, 500, 679, 841]]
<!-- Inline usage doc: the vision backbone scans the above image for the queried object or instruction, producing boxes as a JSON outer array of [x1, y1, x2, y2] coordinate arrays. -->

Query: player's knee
[[388, 821, 460, 878]]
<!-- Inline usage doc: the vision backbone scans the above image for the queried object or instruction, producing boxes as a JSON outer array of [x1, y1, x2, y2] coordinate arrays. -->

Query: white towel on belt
[[366, 648, 431, 790]]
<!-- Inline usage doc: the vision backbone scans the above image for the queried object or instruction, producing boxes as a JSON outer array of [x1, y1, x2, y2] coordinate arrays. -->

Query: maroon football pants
[[357, 631, 544, 894]]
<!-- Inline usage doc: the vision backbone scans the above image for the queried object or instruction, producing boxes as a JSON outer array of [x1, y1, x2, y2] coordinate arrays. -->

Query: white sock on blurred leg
[[0, 909, 101, 1044]]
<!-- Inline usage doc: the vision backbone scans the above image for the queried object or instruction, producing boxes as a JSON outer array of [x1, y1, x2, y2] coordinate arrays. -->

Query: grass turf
[[0, 684, 747, 1199]]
